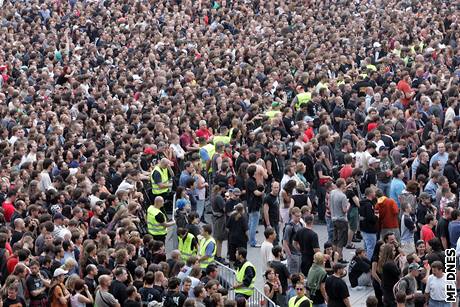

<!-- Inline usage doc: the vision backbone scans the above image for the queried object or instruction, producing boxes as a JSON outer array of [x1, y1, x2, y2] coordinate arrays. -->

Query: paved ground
[[166, 217, 373, 306]]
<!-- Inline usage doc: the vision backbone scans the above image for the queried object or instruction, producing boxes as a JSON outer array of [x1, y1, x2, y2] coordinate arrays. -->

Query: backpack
[[393, 276, 411, 298], [282, 221, 299, 244]]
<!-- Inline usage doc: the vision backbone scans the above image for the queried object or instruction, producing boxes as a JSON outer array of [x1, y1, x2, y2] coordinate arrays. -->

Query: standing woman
[[263, 268, 282, 307], [210, 183, 228, 262], [70, 279, 93, 307], [371, 241, 385, 307], [226, 204, 248, 266], [279, 180, 296, 230], [234, 162, 248, 203], [378, 243, 401, 307]]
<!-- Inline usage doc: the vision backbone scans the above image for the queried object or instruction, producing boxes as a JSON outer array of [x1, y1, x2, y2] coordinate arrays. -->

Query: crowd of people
[[0, 0, 460, 306]]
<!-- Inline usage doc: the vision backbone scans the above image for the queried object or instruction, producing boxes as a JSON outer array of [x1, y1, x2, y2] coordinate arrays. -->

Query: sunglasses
[[296, 288, 304, 291]]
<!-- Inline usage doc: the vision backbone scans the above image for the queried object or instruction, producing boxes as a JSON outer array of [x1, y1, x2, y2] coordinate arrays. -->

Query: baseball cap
[[332, 263, 347, 272], [144, 147, 157, 155], [53, 268, 68, 277], [419, 192, 431, 199], [408, 263, 421, 271], [368, 157, 380, 164], [379, 146, 389, 151], [53, 213, 64, 221], [272, 101, 280, 108], [304, 116, 314, 122], [230, 188, 242, 195]]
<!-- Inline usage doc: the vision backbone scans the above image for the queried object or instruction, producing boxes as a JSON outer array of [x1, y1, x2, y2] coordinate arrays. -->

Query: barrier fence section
[[215, 261, 279, 307]]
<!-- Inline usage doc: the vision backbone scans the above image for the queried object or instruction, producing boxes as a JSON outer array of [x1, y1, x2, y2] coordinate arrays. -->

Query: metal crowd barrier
[[215, 261, 279, 307]]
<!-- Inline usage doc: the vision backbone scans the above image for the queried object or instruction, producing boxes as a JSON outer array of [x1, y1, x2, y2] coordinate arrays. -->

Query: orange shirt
[[50, 283, 69, 307]]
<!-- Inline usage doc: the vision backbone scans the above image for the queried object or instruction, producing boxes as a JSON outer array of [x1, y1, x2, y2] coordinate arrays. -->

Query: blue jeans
[[196, 200, 205, 219], [325, 216, 333, 244], [428, 299, 450, 307], [377, 181, 391, 197], [248, 211, 260, 246], [362, 232, 377, 259]]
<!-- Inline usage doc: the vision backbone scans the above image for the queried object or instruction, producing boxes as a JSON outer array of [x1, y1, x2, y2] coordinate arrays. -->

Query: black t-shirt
[[263, 193, 280, 225], [325, 275, 349, 307], [109, 280, 128, 307], [345, 189, 359, 208], [314, 161, 330, 185], [124, 299, 142, 307], [348, 256, 371, 288], [26, 274, 45, 300], [362, 168, 377, 190], [382, 261, 401, 292], [246, 177, 262, 212], [268, 260, 289, 295], [164, 291, 187, 307], [436, 217, 450, 246], [3, 296, 26, 307], [226, 215, 248, 245], [225, 198, 240, 215], [292, 194, 310, 209], [293, 228, 319, 262]]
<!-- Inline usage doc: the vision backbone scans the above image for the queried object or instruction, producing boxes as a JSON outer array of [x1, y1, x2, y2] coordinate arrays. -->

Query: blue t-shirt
[[389, 178, 405, 207]]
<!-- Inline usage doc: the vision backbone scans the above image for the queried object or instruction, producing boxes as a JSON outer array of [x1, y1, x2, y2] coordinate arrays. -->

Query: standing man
[[263, 181, 281, 244], [293, 214, 320, 276], [375, 189, 400, 240], [151, 158, 174, 200], [359, 188, 379, 259], [330, 179, 350, 264], [429, 143, 448, 173], [247, 165, 264, 248], [234, 248, 256, 299], [283, 207, 303, 274], [287, 282, 312, 307], [146, 196, 175, 243], [177, 228, 198, 262], [198, 225, 216, 270], [325, 264, 351, 307], [389, 167, 406, 207]]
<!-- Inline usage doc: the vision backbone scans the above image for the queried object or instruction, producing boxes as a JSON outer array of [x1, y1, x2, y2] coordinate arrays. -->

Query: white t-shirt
[[425, 274, 455, 301], [261, 240, 274, 272]]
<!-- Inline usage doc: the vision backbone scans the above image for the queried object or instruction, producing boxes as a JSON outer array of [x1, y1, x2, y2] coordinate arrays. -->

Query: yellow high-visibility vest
[[151, 166, 169, 195], [178, 232, 197, 261], [235, 260, 256, 297], [198, 237, 216, 269], [146, 206, 167, 236]]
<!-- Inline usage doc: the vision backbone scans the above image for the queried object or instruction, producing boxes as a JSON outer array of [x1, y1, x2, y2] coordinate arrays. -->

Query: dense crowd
[[0, 0, 460, 307]]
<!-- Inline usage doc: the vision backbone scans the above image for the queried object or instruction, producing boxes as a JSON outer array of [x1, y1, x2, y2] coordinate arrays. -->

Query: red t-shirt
[[2, 201, 15, 222], [339, 165, 353, 180], [367, 122, 378, 132], [421, 224, 435, 243], [397, 80, 413, 107], [195, 128, 212, 141], [6, 255, 18, 274], [303, 127, 315, 142]]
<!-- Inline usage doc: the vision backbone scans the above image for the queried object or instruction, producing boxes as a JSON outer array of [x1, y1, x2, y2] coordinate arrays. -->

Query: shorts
[[332, 220, 348, 248], [347, 207, 359, 232]]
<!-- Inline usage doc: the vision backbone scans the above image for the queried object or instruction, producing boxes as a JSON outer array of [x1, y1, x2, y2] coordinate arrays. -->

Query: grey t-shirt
[[95, 290, 119, 307], [398, 275, 417, 307], [330, 189, 349, 221], [283, 222, 303, 255]]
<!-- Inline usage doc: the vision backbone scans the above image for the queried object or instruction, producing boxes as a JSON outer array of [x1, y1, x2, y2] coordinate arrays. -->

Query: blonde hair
[[313, 252, 325, 265]]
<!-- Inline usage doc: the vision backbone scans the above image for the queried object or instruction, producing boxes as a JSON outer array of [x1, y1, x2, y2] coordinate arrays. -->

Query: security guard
[[293, 85, 312, 111], [198, 224, 216, 269], [212, 127, 231, 145], [177, 227, 198, 261], [265, 101, 282, 118], [288, 282, 312, 307], [151, 158, 174, 199], [199, 137, 215, 173], [146, 196, 175, 242], [233, 247, 256, 299]]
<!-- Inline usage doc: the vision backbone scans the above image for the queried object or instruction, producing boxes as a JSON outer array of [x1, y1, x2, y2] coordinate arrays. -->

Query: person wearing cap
[[146, 196, 176, 243], [348, 247, 372, 289], [265, 101, 282, 119], [395, 263, 421, 307], [325, 263, 350, 307], [49, 268, 71, 307], [150, 158, 174, 199]]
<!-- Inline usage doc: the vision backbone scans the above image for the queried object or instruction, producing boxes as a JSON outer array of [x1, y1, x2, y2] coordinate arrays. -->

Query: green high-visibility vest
[[146, 206, 167, 236], [288, 295, 312, 307], [265, 110, 281, 119], [366, 64, 377, 71], [213, 135, 230, 145], [151, 166, 169, 195], [199, 237, 216, 269], [200, 144, 215, 172], [235, 261, 256, 297], [178, 232, 197, 261], [295, 92, 311, 110]]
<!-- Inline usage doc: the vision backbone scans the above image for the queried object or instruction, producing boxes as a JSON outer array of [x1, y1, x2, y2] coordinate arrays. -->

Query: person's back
[[330, 189, 347, 221]]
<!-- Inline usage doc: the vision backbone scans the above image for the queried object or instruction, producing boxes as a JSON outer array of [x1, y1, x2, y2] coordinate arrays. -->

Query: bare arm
[[264, 203, 271, 227], [320, 282, 328, 304], [344, 297, 352, 307], [371, 262, 381, 284], [283, 239, 291, 256]]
